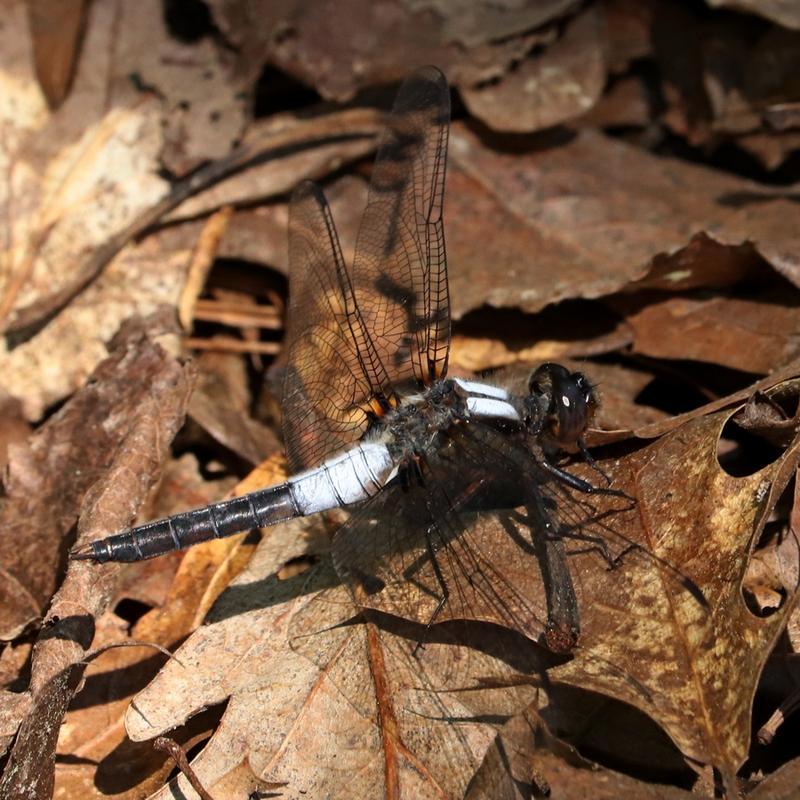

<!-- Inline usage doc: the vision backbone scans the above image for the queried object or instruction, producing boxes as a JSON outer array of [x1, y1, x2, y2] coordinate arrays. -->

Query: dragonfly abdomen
[[72, 486, 300, 563], [72, 442, 396, 563]]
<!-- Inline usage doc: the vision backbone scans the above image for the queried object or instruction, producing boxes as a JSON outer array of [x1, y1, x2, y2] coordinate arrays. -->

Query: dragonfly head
[[527, 363, 597, 450]]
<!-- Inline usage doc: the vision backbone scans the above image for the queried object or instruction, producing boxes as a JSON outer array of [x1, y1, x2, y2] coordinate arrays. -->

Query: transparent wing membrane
[[282, 68, 451, 472]]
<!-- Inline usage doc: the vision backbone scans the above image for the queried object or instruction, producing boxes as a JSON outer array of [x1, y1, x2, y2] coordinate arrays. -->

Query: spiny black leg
[[540, 456, 633, 503], [412, 524, 449, 657], [578, 438, 612, 486], [556, 525, 635, 568]]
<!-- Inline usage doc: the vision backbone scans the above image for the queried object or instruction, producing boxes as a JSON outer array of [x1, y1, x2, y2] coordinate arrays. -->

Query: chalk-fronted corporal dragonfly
[[73, 67, 633, 652]]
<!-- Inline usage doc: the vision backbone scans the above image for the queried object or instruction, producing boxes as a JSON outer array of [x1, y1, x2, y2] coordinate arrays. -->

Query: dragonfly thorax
[[378, 379, 467, 463]]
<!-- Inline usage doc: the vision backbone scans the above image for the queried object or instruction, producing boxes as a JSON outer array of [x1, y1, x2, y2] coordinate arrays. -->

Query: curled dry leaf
[[447, 124, 800, 318], [207, 0, 579, 102], [0, 312, 194, 800], [617, 289, 800, 375]]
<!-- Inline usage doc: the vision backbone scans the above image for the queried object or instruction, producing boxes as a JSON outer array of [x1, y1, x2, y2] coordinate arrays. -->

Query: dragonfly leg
[[412, 524, 449, 657], [539, 455, 633, 503], [578, 438, 612, 486], [556, 524, 634, 568]]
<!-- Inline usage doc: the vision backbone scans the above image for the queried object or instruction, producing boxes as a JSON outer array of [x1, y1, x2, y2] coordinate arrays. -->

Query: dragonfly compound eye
[[529, 363, 596, 448]]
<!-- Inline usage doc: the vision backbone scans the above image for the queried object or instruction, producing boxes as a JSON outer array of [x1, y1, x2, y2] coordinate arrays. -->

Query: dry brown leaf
[[113, 378, 800, 796], [207, 0, 578, 102], [27, 0, 88, 109], [188, 352, 281, 466], [619, 290, 800, 374], [2, 335, 224, 798], [460, 6, 607, 133], [0, 1, 169, 332], [0, 0, 258, 417], [0, 689, 31, 758], [125, 520, 508, 799], [3, 222, 200, 420], [53, 455, 254, 800], [446, 124, 800, 317], [736, 130, 800, 171], [0, 314, 194, 800], [705, 0, 800, 33], [0, 310, 186, 640], [540, 389, 800, 776], [166, 110, 380, 223], [749, 754, 800, 798]]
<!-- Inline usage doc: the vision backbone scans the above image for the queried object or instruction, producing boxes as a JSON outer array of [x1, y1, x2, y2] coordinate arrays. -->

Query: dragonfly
[[72, 66, 634, 653]]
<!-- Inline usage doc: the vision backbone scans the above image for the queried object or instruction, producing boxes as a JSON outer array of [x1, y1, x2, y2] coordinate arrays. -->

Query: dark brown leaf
[[208, 0, 578, 102], [0, 312, 194, 799], [0, 311, 188, 640], [447, 124, 800, 317], [460, 6, 607, 133], [618, 290, 800, 374]]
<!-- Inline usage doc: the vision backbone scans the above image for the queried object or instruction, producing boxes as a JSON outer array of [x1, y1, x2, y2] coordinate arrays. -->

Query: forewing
[[352, 66, 451, 389], [283, 182, 392, 472]]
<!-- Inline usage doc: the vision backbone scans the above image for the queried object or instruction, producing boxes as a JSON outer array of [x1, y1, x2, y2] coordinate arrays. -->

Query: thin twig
[[153, 736, 215, 800], [193, 298, 282, 329], [178, 206, 234, 331], [184, 336, 281, 355]]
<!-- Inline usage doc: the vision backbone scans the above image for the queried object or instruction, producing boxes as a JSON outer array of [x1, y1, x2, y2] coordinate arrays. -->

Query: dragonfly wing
[[284, 181, 394, 473], [283, 68, 451, 472], [329, 423, 557, 639], [352, 66, 451, 389]]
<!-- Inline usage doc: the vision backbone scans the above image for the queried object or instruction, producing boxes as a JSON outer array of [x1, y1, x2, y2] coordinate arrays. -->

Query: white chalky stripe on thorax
[[466, 396, 520, 421], [452, 377, 509, 399]]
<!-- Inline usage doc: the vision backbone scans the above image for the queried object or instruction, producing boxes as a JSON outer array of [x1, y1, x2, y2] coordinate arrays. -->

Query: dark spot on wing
[[375, 273, 416, 307]]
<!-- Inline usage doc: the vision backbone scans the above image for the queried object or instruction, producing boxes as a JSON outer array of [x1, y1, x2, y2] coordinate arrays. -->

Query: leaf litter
[[3, 1, 800, 798]]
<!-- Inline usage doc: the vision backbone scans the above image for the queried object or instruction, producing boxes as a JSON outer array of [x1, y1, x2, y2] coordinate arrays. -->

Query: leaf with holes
[[115, 378, 800, 796]]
